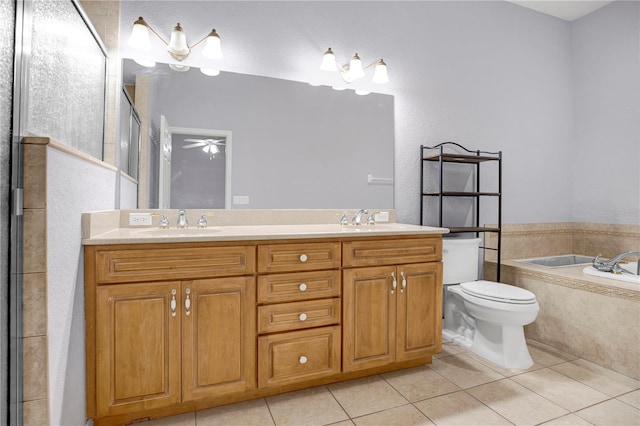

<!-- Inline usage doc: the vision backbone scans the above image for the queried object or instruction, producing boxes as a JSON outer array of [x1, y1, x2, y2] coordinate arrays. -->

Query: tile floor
[[143, 340, 640, 426]]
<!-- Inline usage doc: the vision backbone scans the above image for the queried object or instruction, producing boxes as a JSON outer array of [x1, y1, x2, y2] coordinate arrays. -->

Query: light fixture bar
[[128, 16, 222, 62], [320, 47, 389, 84]]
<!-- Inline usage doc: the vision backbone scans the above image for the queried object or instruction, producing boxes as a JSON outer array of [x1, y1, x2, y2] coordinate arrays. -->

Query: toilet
[[442, 238, 539, 370]]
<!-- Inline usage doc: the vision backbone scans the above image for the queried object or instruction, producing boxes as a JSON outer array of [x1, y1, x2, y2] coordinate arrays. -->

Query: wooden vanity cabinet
[[85, 235, 443, 425], [257, 242, 342, 389], [342, 238, 443, 372], [85, 243, 256, 423]]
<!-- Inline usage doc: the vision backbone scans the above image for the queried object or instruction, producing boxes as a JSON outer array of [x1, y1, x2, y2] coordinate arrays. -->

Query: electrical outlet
[[129, 212, 152, 226], [374, 211, 390, 222]]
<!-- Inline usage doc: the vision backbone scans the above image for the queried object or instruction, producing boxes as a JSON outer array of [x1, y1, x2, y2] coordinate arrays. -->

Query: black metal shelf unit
[[420, 142, 502, 280]]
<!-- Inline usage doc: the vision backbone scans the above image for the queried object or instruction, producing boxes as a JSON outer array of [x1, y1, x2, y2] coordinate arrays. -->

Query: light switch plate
[[129, 212, 152, 226]]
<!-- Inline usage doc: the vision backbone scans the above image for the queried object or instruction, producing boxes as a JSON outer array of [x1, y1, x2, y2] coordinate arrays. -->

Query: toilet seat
[[460, 280, 537, 305]]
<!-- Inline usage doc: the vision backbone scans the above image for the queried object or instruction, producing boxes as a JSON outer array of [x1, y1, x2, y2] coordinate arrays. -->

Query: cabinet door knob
[[390, 272, 397, 294], [185, 288, 191, 316], [299, 356, 308, 364], [170, 289, 177, 317], [400, 271, 407, 293], [299, 313, 307, 321], [299, 254, 308, 262], [299, 283, 308, 292]]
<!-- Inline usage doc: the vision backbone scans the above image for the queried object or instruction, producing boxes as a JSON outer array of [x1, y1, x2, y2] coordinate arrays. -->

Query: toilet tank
[[442, 238, 481, 284]]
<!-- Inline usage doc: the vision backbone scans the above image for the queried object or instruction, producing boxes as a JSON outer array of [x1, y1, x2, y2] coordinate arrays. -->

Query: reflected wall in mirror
[[122, 59, 395, 209]]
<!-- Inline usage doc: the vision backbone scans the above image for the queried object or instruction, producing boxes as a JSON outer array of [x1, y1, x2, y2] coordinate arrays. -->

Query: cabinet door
[[396, 263, 442, 362], [182, 277, 256, 402], [343, 266, 396, 372], [96, 282, 181, 417]]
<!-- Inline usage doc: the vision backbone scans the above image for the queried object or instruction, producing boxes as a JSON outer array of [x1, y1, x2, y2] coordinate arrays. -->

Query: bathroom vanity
[[82, 212, 446, 426]]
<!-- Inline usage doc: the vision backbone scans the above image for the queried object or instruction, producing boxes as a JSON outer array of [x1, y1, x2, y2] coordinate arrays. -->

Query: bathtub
[[583, 262, 640, 284], [516, 254, 594, 268], [516, 254, 639, 283], [500, 256, 640, 380]]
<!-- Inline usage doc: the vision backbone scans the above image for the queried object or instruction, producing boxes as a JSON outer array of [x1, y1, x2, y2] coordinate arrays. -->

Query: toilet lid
[[460, 280, 537, 304]]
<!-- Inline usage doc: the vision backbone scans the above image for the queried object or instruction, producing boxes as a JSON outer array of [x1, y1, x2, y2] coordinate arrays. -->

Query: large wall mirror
[[123, 59, 395, 210]]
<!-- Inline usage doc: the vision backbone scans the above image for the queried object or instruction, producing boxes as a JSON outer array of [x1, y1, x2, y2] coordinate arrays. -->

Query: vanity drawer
[[258, 326, 341, 388], [258, 298, 340, 334], [257, 270, 340, 304], [94, 245, 255, 283], [258, 242, 340, 273], [343, 237, 441, 267]]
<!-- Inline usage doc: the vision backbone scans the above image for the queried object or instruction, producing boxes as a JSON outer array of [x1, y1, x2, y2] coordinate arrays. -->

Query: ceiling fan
[[182, 138, 225, 160]]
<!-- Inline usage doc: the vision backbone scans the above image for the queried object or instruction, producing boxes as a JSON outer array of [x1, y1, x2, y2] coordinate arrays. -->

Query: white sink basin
[[339, 224, 414, 232], [136, 227, 222, 237]]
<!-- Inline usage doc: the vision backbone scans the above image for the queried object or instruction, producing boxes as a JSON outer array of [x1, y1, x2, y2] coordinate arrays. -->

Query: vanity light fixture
[[128, 16, 223, 63], [321, 47, 389, 84]]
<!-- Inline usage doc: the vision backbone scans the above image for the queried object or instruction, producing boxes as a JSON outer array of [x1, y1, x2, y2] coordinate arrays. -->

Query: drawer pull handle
[[299, 283, 308, 292], [390, 272, 397, 294], [170, 289, 177, 317], [299, 313, 307, 321], [299, 356, 308, 364], [299, 254, 308, 262], [400, 272, 407, 293], [185, 288, 191, 316]]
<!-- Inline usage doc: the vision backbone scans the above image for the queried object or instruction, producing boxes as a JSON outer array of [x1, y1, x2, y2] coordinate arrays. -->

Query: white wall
[[46, 148, 132, 425], [571, 1, 640, 225], [121, 1, 576, 224]]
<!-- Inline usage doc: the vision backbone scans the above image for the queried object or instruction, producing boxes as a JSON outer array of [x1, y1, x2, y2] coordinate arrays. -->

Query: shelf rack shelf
[[420, 142, 502, 280]]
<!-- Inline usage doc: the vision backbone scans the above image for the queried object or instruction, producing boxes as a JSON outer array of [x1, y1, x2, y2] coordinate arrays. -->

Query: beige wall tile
[[23, 336, 48, 401], [23, 144, 47, 209], [23, 209, 46, 274], [610, 337, 640, 380], [572, 325, 611, 368], [23, 398, 49, 425], [22, 273, 46, 338]]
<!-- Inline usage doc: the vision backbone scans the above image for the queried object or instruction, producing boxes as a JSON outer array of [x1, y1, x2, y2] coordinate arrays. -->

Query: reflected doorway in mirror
[[158, 117, 232, 209]]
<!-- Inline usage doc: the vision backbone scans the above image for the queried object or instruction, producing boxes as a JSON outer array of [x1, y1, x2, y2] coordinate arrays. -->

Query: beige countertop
[[82, 222, 449, 245]]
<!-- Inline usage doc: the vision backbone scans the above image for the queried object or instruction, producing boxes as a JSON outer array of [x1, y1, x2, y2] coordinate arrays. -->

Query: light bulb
[[169, 63, 190, 72], [320, 48, 337, 71], [202, 29, 222, 59], [134, 59, 156, 67], [348, 53, 364, 80], [167, 23, 190, 60], [372, 59, 389, 84], [200, 68, 221, 76], [128, 17, 151, 50]]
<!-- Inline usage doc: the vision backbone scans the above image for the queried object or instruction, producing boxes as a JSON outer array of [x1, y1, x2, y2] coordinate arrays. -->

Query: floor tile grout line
[[547, 359, 640, 398]]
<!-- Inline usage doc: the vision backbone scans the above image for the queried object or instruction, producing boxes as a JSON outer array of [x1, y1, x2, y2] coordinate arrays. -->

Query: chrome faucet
[[593, 250, 640, 274], [177, 209, 188, 228], [352, 209, 368, 225]]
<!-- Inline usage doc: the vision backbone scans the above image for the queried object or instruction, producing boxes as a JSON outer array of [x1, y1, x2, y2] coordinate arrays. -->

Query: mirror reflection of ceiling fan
[[182, 138, 226, 160]]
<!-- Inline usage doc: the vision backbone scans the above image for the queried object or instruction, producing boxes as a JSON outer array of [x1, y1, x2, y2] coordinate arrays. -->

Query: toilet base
[[471, 320, 533, 370], [442, 328, 473, 349]]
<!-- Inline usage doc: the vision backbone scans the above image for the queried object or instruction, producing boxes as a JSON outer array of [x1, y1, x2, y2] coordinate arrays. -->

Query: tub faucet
[[352, 209, 368, 225], [593, 250, 640, 274], [177, 209, 188, 228]]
